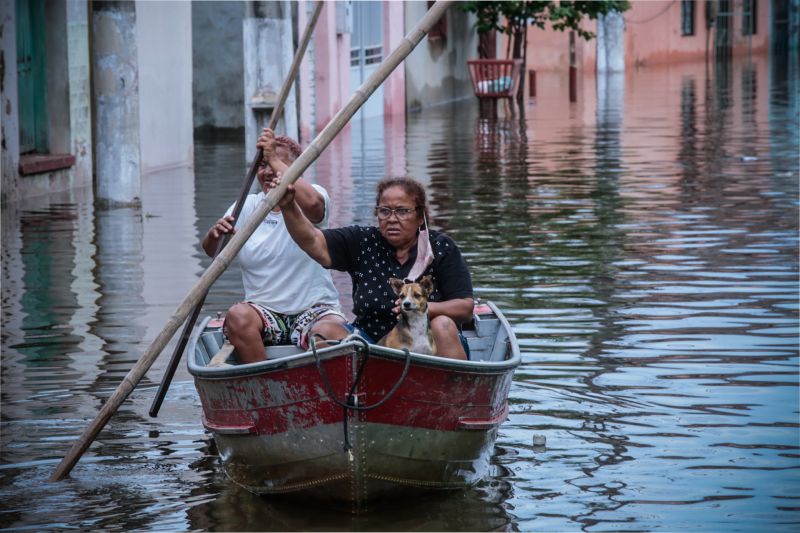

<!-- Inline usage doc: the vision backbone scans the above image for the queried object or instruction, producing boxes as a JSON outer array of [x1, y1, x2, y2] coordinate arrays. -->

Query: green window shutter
[[16, 0, 48, 154]]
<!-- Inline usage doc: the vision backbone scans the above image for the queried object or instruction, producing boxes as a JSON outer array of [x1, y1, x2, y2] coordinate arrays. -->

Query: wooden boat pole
[[147, 0, 325, 418], [49, 0, 453, 482]]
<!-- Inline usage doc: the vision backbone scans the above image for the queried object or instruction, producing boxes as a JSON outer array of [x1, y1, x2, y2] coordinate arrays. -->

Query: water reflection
[[183, 448, 517, 532], [1, 54, 798, 531], [93, 207, 147, 376]]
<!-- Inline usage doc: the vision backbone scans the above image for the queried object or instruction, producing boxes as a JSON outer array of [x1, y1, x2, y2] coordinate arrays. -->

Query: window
[[364, 45, 383, 65], [681, 0, 695, 36], [350, 1, 382, 67], [743, 0, 757, 35]]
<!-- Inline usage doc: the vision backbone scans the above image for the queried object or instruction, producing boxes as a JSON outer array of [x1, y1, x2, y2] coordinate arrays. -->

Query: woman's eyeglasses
[[375, 206, 419, 220]]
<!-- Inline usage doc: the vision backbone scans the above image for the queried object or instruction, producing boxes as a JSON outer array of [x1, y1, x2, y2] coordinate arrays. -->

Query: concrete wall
[[93, 1, 141, 206], [136, 0, 193, 174], [191, 1, 245, 135], [404, 3, 478, 111], [45, 1, 71, 154], [1, 0, 21, 203], [0, 0, 93, 205], [66, 0, 93, 189], [597, 12, 625, 72], [243, 0, 298, 158], [280, 1, 425, 142]]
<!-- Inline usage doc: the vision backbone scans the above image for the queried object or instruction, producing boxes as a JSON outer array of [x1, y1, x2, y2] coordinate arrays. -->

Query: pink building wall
[[507, 0, 771, 75], [521, 19, 597, 73], [382, 2, 406, 178], [298, 1, 406, 146], [308, 2, 351, 138], [297, 3, 313, 145], [382, 2, 406, 118], [624, 0, 769, 66]]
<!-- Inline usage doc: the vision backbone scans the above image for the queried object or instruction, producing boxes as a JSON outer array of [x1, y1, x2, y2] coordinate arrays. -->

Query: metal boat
[[188, 302, 519, 507]]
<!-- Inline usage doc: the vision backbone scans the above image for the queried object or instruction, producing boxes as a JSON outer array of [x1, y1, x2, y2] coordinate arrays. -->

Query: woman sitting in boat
[[274, 175, 474, 360], [202, 128, 347, 363]]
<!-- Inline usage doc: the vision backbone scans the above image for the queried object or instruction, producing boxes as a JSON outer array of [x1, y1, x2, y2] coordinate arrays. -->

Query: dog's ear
[[419, 275, 434, 295], [389, 277, 405, 295]]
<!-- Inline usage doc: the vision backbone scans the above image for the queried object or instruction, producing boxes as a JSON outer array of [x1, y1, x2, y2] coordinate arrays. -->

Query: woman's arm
[[278, 185, 333, 267], [428, 298, 474, 323], [424, 234, 474, 323], [201, 215, 236, 258], [262, 155, 325, 223], [258, 129, 325, 223]]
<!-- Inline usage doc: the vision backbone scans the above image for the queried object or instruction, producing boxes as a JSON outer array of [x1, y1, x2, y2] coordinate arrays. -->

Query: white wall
[[404, 3, 479, 111], [66, 0, 93, 189], [0, 0, 21, 204], [136, 0, 194, 174], [243, 5, 298, 159]]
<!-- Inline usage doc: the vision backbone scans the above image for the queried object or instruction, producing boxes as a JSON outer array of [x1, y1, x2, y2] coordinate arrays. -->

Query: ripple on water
[[2, 60, 798, 531]]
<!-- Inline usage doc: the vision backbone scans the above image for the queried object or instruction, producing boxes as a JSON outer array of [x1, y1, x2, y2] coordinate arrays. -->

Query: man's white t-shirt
[[225, 185, 340, 315]]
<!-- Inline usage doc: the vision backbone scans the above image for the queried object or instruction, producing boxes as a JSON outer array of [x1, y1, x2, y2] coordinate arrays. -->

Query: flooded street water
[[2, 56, 798, 531]]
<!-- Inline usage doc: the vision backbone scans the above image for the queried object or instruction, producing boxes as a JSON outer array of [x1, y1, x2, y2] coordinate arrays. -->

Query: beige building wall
[[404, 2, 479, 111]]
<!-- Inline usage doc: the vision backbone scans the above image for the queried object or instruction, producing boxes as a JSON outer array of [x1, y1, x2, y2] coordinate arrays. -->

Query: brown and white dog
[[377, 276, 436, 355]]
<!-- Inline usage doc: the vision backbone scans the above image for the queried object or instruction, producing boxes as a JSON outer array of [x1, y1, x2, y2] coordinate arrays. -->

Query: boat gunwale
[[188, 302, 521, 380]]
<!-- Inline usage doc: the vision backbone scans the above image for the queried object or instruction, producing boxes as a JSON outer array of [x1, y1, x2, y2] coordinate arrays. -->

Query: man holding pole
[[49, 0, 452, 483], [202, 128, 348, 364]]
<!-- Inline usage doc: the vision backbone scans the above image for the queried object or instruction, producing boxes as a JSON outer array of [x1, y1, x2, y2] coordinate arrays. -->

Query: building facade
[[3, 1, 796, 204], [1, 0, 193, 206], [515, 0, 786, 74], [1, 0, 93, 204]]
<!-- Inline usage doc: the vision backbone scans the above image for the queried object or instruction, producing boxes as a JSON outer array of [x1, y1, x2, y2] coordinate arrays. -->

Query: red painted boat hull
[[189, 302, 519, 506]]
